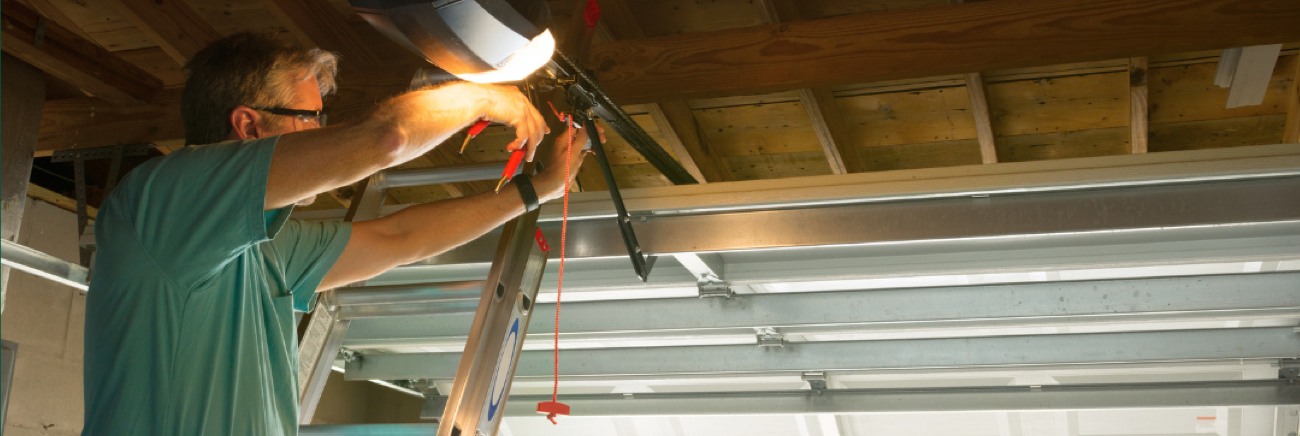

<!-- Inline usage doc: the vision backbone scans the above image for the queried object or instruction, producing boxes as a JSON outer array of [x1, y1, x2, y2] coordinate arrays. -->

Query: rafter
[[1129, 57, 1149, 153], [105, 0, 223, 64], [1, 0, 160, 103], [588, 0, 1300, 104]]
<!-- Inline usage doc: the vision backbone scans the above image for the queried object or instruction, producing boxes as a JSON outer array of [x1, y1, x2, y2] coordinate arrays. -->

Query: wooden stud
[[1129, 57, 1150, 154], [26, 184, 97, 219], [965, 72, 998, 163], [587, 0, 1300, 104], [105, 0, 224, 64], [1285, 55, 1300, 144], [1, 0, 161, 103]]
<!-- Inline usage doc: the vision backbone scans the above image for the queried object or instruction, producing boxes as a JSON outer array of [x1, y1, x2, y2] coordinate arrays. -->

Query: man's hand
[[535, 121, 605, 203], [379, 82, 549, 161]]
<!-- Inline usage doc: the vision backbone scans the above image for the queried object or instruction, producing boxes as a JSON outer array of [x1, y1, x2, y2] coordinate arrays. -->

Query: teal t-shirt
[[82, 136, 351, 435]]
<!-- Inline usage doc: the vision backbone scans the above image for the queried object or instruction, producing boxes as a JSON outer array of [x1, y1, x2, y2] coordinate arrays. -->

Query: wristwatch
[[512, 173, 540, 213]]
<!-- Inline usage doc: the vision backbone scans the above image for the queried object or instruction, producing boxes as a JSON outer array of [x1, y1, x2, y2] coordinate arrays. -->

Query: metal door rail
[[411, 176, 1300, 267], [345, 327, 1300, 380], [1, 239, 88, 291], [342, 272, 1300, 347]]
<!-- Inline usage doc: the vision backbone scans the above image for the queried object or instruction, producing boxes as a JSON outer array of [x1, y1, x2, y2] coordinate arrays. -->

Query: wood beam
[[1286, 56, 1300, 144], [1, 0, 160, 103], [598, 0, 721, 182], [965, 72, 998, 163], [1129, 57, 1149, 154], [760, 0, 856, 174], [16, 0, 93, 41], [588, 0, 1300, 104], [37, 89, 183, 153], [262, 0, 383, 67], [105, 0, 223, 64]]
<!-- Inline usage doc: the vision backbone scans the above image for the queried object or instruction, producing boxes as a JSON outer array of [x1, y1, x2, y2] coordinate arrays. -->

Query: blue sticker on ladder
[[486, 316, 521, 422]]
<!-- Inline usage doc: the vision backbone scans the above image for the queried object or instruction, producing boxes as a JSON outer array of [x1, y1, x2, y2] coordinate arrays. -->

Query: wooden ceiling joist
[[964, 72, 998, 164], [16, 0, 93, 41], [588, 0, 1300, 104], [106, 0, 224, 64], [1285, 57, 1300, 144], [1, 0, 161, 103], [262, 0, 383, 67], [1129, 57, 1150, 154]]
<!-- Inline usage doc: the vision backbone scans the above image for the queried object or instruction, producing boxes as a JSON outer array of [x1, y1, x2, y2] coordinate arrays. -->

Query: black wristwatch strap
[[512, 173, 540, 213]]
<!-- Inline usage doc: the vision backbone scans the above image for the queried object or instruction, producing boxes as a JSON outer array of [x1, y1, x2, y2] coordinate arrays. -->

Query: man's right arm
[[262, 82, 548, 210]]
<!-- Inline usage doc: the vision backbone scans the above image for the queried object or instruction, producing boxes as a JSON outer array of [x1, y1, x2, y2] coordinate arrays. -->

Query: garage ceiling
[[5, 0, 1300, 434]]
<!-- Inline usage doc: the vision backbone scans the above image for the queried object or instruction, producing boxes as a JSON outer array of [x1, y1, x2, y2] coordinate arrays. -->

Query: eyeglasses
[[251, 106, 328, 127]]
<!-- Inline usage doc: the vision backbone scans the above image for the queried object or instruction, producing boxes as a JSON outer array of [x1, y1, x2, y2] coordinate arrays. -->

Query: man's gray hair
[[181, 32, 339, 145]]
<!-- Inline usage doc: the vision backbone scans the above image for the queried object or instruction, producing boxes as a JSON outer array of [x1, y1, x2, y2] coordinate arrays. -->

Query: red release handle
[[536, 401, 570, 425]]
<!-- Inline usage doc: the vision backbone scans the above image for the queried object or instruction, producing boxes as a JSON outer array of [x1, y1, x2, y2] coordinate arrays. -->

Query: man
[[82, 33, 594, 435]]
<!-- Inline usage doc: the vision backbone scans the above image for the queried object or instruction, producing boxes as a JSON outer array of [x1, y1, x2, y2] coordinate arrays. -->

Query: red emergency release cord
[[537, 103, 575, 424]]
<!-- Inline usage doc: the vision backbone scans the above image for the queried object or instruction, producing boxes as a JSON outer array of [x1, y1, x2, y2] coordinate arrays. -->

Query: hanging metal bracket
[[554, 65, 659, 282]]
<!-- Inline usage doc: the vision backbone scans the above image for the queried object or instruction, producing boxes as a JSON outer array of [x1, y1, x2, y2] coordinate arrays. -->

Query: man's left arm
[[316, 123, 598, 291]]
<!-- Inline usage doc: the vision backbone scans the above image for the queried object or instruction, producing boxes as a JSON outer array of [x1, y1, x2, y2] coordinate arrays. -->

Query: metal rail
[[0, 239, 88, 291]]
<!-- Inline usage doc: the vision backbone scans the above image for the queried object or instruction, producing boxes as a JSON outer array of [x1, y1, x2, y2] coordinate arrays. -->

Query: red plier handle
[[494, 147, 527, 193], [458, 119, 492, 154]]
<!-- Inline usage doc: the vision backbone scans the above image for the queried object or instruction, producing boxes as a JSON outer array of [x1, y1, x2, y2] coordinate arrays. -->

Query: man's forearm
[[382, 183, 530, 264]]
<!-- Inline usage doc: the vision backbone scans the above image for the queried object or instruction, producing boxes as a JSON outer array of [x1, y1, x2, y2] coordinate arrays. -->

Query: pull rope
[[552, 113, 574, 403], [537, 102, 576, 425]]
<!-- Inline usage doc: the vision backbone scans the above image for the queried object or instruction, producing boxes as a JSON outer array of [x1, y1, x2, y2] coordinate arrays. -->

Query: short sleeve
[[264, 219, 352, 312], [106, 137, 281, 288]]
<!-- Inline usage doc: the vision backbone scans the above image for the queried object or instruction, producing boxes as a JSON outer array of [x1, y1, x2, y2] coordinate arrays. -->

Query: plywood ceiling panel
[[837, 87, 977, 148]]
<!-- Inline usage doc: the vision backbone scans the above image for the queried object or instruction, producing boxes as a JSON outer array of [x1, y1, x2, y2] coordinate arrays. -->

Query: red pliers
[[459, 119, 524, 193]]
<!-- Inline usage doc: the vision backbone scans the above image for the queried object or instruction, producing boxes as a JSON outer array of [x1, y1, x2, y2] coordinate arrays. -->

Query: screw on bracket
[[1281, 359, 1300, 382], [756, 328, 785, 348], [802, 371, 827, 392], [338, 349, 359, 364], [698, 281, 734, 298]]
